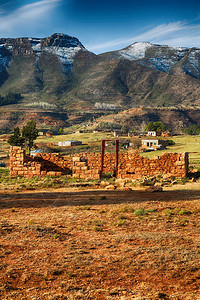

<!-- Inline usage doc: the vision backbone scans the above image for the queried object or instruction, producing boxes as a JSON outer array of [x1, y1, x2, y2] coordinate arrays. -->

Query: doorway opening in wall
[[100, 140, 119, 179]]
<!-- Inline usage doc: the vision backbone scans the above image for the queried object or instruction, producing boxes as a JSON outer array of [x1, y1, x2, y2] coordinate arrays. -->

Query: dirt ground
[[0, 187, 200, 300]]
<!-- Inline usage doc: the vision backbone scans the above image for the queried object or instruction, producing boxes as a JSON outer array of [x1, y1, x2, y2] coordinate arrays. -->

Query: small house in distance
[[38, 131, 44, 136], [58, 140, 82, 147], [147, 131, 158, 137], [141, 139, 168, 151]]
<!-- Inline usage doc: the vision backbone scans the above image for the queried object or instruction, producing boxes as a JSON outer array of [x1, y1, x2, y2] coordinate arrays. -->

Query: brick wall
[[117, 152, 188, 179], [10, 147, 189, 179], [72, 152, 188, 179], [10, 147, 72, 178]]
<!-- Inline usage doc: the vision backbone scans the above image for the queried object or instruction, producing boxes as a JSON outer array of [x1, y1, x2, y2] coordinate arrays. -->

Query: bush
[[0, 161, 6, 167], [134, 208, 145, 216], [93, 219, 103, 231], [167, 139, 175, 145], [134, 208, 154, 216]]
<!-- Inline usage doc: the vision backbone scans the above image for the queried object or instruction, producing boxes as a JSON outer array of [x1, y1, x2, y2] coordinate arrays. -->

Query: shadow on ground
[[0, 189, 199, 209]]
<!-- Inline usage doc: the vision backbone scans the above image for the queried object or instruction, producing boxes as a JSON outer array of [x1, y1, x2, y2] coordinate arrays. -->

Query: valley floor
[[0, 188, 200, 299]]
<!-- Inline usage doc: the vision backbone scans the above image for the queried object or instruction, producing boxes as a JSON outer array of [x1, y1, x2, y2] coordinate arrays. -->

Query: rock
[[190, 177, 196, 182], [115, 178, 125, 184], [73, 157, 81, 162], [172, 180, 178, 184], [145, 186, 163, 192], [105, 185, 116, 190], [121, 187, 132, 191], [115, 178, 125, 188], [162, 174, 172, 180], [100, 181, 110, 187]]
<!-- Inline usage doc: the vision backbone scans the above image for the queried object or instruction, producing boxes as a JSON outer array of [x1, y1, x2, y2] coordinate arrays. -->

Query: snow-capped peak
[[0, 34, 86, 72], [119, 42, 153, 60]]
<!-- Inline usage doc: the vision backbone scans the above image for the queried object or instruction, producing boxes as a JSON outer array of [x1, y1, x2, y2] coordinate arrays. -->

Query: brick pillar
[[10, 146, 26, 177]]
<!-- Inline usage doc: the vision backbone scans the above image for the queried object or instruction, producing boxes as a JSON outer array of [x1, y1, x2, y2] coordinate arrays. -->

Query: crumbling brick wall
[[72, 153, 117, 179], [117, 152, 188, 179], [10, 147, 189, 179], [10, 147, 72, 178], [71, 152, 189, 179]]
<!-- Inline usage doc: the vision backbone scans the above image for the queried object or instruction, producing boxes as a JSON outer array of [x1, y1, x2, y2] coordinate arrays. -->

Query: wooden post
[[100, 140, 105, 178], [115, 140, 119, 178]]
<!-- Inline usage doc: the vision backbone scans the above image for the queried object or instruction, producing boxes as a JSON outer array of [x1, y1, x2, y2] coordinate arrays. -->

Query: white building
[[147, 131, 157, 137], [58, 140, 82, 147]]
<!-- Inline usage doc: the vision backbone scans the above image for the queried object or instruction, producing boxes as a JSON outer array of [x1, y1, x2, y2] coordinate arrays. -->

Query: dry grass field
[[0, 132, 200, 299], [0, 187, 200, 300]]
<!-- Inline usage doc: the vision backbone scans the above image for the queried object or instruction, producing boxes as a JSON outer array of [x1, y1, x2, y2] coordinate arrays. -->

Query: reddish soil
[[0, 189, 200, 299]]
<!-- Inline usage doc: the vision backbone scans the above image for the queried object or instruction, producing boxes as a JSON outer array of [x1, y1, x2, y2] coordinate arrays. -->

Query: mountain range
[[0, 33, 200, 131]]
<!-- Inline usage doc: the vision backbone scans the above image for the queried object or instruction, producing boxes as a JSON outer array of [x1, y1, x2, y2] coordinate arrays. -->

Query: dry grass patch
[[0, 190, 200, 299]]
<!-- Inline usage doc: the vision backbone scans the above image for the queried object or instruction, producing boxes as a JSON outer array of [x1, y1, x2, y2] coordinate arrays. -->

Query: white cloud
[[0, 0, 62, 36], [87, 21, 200, 53]]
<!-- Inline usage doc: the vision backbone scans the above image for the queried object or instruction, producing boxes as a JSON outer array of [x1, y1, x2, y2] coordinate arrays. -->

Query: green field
[[37, 132, 115, 144]]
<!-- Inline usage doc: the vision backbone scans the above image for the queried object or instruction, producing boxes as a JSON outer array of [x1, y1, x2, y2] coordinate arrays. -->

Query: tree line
[[0, 92, 22, 106]]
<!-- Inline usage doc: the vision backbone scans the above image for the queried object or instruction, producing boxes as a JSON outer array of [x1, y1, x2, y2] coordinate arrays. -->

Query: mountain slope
[[71, 54, 200, 108], [0, 34, 200, 131], [0, 33, 90, 106], [1, 35, 200, 109]]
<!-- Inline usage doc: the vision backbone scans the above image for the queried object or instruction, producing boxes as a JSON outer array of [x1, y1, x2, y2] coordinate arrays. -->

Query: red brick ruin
[[10, 146, 189, 179]]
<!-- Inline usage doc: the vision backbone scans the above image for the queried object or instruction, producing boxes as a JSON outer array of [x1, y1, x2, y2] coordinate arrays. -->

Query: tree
[[145, 121, 166, 133], [22, 121, 38, 154], [58, 127, 63, 135], [8, 127, 25, 147]]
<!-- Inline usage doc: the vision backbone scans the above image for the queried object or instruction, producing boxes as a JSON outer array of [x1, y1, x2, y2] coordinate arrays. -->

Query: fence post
[[115, 140, 119, 178], [100, 140, 105, 178]]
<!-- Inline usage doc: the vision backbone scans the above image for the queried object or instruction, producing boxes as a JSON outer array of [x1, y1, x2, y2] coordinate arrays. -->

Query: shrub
[[167, 139, 175, 145], [164, 209, 174, 217], [0, 161, 6, 167], [134, 208, 154, 216], [93, 219, 103, 232], [116, 219, 126, 226], [178, 209, 191, 215], [134, 208, 145, 216]]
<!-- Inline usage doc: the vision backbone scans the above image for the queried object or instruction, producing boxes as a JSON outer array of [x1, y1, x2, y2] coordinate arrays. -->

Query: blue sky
[[0, 0, 200, 53]]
